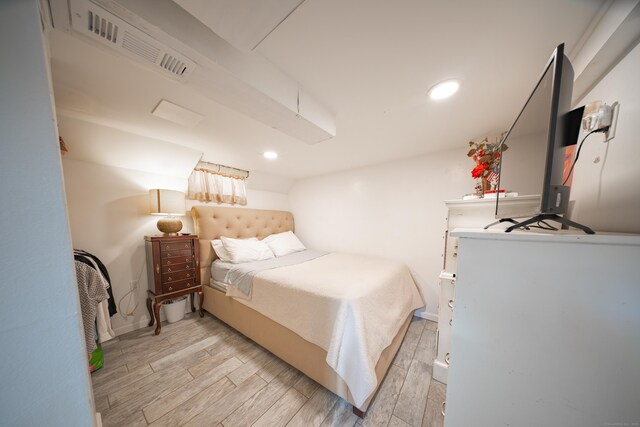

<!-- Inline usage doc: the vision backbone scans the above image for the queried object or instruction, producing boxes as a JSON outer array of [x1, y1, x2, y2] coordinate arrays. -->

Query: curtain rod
[[197, 160, 250, 178]]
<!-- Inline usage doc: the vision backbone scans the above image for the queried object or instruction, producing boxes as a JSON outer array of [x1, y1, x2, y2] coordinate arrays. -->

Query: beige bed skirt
[[202, 284, 411, 411]]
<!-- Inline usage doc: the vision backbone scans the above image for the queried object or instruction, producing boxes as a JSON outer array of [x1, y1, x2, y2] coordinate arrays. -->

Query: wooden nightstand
[[145, 235, 204, 335]]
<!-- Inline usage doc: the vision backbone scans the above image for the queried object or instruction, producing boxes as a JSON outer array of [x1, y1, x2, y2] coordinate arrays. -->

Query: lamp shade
[[149, 189, 186, 235], [149, 189, 185, 216]]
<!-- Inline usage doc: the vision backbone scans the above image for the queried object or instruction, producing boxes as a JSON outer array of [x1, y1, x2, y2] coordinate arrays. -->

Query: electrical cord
[[118, 256, 146, 319], [562, 129, 603, 186]]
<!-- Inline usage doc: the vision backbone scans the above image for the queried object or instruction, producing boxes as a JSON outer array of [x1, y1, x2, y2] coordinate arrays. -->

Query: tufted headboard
[[191, 206, 294, 285]]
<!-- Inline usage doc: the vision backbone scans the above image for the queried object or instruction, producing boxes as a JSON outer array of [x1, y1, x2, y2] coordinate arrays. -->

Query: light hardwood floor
[[93, 312, 446, 427]]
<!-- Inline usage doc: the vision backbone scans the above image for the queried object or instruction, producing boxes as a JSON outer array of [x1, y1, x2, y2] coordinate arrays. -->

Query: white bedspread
[[225, 252, 425, 407]]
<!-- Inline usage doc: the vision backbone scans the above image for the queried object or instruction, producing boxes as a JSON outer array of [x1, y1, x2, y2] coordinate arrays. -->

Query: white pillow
[[220, 236, 275, 263], [211, 239, 246, 263], [263, 231, 306, 257]]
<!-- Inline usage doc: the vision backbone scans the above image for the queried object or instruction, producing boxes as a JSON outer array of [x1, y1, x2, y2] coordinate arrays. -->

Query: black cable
[[524, 221, 557, 231], [563, 129, 601, 185], [536, 220, 558, 231]]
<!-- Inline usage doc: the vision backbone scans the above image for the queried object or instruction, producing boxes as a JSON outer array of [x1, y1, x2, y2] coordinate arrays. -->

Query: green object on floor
[[89, 341, 103, 373]]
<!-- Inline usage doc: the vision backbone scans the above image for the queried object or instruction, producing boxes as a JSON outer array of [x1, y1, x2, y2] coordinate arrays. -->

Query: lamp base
[[157, 217, 183, 236]]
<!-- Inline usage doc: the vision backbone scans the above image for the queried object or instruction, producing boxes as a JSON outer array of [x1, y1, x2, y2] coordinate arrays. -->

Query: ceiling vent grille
[[122, 31, 160, 64], [69, 0, 196, 82], [87, 10, 118, 43]]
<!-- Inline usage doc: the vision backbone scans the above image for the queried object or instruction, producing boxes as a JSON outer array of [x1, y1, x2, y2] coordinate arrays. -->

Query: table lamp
[[149, 189, 185, 235]]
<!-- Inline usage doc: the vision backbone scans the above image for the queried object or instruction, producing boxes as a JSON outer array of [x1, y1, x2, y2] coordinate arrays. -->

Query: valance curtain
[[187, 163, 248, 205]]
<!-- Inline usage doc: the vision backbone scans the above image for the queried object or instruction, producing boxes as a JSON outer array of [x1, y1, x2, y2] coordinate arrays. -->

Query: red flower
[[471, 163, 489, 178]]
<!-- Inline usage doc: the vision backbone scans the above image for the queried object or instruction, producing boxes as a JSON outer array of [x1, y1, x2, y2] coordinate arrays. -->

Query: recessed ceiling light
[[429, 80, 460, 100], [263, 151, 278, 160]]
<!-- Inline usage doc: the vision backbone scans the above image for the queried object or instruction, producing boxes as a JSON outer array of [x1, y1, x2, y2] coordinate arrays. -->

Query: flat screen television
[[493, 43, 593, 234]]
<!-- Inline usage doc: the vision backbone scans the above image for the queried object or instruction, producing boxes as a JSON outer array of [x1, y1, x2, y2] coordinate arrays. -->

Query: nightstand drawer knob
[[187, 283, 191, 287], [167, 277, 173, 281], [165, 245, 170, 250], [184, 244, 189, 248], [186, 273, 190, 278], [167, 260, 172, 265], [167, 268, 172, 272], [168, 286, 173, 291]]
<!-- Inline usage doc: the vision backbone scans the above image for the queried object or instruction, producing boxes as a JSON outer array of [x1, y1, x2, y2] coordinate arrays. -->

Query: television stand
[[504, 214, 595, 234]]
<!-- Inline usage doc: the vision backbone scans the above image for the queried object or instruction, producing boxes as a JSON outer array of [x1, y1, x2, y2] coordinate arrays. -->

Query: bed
[[191, 206, 424, 415]]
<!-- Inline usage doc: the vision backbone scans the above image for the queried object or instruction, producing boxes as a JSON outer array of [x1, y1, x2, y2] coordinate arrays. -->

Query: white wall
[[62, 157, 290, 335], [569, 42, 640, 233], [289, 148, 474, 319], [288, 42, 640, 320], [0, 1, 94, 425]]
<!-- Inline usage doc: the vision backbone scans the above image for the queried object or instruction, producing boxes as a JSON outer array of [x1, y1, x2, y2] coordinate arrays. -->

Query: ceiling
[[48, 0, 606, 184]]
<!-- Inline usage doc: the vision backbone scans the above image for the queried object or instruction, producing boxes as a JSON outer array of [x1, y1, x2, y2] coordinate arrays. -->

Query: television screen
[[495, 43, 574, 220], [495, 62, 553, 218]]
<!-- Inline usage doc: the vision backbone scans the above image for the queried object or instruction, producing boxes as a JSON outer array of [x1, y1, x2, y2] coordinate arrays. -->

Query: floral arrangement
[[467, 135, 507, 187]]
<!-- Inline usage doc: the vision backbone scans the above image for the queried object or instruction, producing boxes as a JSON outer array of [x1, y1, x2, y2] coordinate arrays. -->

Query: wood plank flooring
[[93, 312, 445, 427]]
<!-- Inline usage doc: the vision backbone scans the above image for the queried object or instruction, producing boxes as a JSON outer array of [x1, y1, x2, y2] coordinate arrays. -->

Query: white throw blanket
[[225, 252, 424, 407]]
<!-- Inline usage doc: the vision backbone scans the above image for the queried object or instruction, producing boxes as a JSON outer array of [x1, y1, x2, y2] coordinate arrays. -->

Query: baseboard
[[433, 359, 449, 384], [414, 309, 438, 322], [112, 318, 151, 337]]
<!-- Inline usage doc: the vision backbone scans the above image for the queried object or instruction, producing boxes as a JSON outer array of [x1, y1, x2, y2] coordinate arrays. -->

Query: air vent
[[87, 10, 118, 43], [69, 0, 196, 82], [160, 53, 188, 77], [122, 31, 160, 64]]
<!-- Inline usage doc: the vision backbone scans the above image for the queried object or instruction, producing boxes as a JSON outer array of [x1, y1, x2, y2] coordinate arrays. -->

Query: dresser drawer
[[161, 262, 193, 274], [162, 269, 195, 283], [161, 256, 194, 266], [444, 236, 459, 272], [162, 248, 193, 258], [161, 241, 193, 252], [162, 278, 197, 294]]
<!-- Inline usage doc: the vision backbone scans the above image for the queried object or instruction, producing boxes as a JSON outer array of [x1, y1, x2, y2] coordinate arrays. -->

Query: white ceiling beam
[[570, 0, 640, 104], [49, 0, 335, 143]]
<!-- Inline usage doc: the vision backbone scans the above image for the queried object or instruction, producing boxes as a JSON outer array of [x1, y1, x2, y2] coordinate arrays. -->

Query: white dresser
[[444, 230, 640, 427], [434, 196, 539, 385]]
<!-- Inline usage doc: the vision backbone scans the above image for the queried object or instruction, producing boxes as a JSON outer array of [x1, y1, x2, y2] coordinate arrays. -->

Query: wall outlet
[[604, 102, 619, 142]]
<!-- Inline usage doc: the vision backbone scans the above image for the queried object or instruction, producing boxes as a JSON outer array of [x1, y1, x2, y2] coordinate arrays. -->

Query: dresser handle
[[155, 264, 160, 274], [165, 245, 170, 250], [167, 268, 172, 272], [167, 260, 172, 265], [168, 286, 173, 291], [186, 273, 190, 278], [441, 401, 446, 417], [449, 318, 452, 326], [186, 264, 191, 269], [167, 277, 172, 281], [187, 283, 191, 287], [445, 352, 450, 365], [184, 244, 189, 248], [448, 299, 454, 309]]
